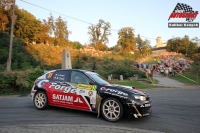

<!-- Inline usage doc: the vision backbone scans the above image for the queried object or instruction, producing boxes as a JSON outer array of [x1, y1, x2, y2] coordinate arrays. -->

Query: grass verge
[[113, 79, 163, 89], [170, 72, 200, 85]]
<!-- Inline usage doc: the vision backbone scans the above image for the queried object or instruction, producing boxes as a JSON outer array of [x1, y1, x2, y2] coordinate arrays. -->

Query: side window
[[51, 70, 70, 82], [71, 71, 90, 84]]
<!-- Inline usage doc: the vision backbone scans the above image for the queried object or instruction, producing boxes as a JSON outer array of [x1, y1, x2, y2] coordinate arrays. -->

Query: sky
[[16, 0, 200, 47]]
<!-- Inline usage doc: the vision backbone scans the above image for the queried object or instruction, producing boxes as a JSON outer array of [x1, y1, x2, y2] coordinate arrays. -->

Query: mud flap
[[97, 100, 101, 118]]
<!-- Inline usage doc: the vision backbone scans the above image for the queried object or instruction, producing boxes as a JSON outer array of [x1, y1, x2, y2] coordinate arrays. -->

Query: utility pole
[[6, 0, 16, 71]]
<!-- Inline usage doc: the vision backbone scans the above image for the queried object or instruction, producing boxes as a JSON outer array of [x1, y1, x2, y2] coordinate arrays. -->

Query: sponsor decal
[[143, 113, 150, 116], [57, 74, 65, 77], [140, 103, 151, 108], [168, 3, 199, 28], [47, 72, 53, 78], [88, 91, 93, 96], [53, 73, 65, 81], [52, 94, 73, 104], [74, 97, 83, 103], [77, 84, 96, 90], [37, 80, 49, 88], [90, 97, 96, 104], [100, 87, 128, 98], [52, 94, 83, 104], [49, 83, 77, 94], [100, 87, 107, 91], [78, 89, 85, 95]]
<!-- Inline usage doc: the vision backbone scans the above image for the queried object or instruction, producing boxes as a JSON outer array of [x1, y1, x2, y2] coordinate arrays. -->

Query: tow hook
[[133, 105, 142, 117]]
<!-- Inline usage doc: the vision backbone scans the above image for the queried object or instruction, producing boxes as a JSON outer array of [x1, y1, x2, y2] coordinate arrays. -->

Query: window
[[71, 71, 90, 84], [52, 70, 70, 82], [87, 72, 111, 85]]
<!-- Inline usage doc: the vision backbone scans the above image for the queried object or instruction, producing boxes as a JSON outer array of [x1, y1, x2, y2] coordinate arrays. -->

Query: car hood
[[104, 84, 149, 96]]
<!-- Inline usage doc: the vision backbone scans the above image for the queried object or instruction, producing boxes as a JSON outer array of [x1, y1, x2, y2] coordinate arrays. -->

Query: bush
[[0, 72, 17, 94], [0, 67, 43, 95]]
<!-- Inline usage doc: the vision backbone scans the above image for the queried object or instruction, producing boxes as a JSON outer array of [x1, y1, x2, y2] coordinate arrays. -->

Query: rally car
[[31, 69, 152, 122]]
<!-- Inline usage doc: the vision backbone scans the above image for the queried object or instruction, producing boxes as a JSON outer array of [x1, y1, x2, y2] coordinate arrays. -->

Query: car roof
[[54, 69, 96, 73]]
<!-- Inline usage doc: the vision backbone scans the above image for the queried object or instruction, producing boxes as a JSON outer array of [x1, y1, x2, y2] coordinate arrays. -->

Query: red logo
[[168, 3, 198, 22]]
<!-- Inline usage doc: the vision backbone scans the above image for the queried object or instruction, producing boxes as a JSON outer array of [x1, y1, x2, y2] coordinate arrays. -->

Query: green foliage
[[72, 41, 83, 50], [81, 54, 88, 61], [15, 9, 42, 42], [117, 27, 136, 53], [92, 60, 96, 70], [48, 14, 70, 47], [0, 31, 41, 71], [113, 80, 159, 89], [167, 36, 199, 57], [171, 72, 200, 85], [189, 60, 200, 76], [111, 65, 146, 79], [0, 72, 17, 94], [88, 19, 111, 47], [136, 35, 152, 56], [0, 67, 43, 95], [92, 57, 146, 80], [72, 56, 83, 69], [0, 32, 9, 64], [191, 53, 200, 61]]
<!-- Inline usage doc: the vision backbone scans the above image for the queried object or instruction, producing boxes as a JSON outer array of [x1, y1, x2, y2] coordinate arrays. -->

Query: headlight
[[134, 95, 146, 101]]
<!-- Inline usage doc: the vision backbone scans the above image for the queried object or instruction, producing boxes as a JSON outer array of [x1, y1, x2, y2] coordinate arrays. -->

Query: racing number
[[48, 72, 53, 79]]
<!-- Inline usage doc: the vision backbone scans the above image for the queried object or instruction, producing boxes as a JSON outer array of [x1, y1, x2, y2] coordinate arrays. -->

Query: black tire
[[101, 97, 124, 122], [34, 91, 48, 110]]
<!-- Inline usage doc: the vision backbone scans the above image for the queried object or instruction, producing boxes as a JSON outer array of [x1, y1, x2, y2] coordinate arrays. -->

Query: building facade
[[152, 36, 167, 55]]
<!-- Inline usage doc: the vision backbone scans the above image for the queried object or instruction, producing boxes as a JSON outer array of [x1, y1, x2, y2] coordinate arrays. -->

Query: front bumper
[[30, 85, 36, 101], [126, 100, 152, 118]]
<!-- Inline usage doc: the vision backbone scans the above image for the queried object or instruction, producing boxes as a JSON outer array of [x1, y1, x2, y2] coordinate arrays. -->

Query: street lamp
[[0, 0, 16, 71]]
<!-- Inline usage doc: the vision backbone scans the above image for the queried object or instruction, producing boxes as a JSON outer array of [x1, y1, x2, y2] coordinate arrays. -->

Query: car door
[[47, 70, 73, 107], [68, 71, 98, 112]]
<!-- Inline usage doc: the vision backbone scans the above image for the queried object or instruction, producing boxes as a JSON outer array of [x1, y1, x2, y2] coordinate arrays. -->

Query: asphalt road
[[0, 87, 200, 133]]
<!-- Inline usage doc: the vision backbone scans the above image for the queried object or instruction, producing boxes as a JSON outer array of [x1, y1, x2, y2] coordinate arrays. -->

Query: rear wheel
[[34, 91, 48, 110], [101, 97, 123, 122]]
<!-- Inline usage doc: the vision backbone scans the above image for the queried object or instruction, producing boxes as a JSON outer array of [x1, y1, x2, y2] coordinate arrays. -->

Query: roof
[[50, 69, 96, 73]]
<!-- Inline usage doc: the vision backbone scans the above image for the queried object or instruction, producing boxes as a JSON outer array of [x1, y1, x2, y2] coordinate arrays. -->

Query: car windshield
[[87, 72, 111, 85]]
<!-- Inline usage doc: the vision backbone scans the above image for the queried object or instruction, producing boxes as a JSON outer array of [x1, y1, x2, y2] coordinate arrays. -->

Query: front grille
[[138, 106, 151, 115]]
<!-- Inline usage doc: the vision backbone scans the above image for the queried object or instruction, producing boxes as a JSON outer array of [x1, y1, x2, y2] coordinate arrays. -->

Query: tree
[[0, 31, 40, 71], [136, 35, 152, 56], [142, 39, 152, 56], [166, 36, 199, 57], [136, 34, 143, 54], [35, 19, 50, 44], [166, 37, 182, 53], [188, 41, 198, 56], [0, 0, 17, 33], [48, 14, 70, 46], [181, 35, 190, 55], [0, 12, 9, 32], [191, 37, 200, 46], [117, 27, 136, 53], [88, 19, 111, 49], [72, 41, 83, 50], [14, 9, 41, 42]]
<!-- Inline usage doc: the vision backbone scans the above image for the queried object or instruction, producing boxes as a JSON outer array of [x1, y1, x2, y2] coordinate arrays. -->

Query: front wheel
[[34, 91, 48, 110], [101, 97, 123, 122]]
